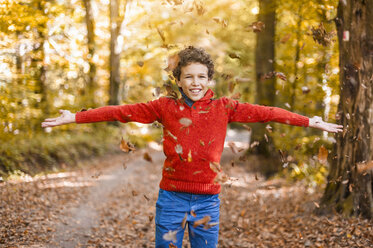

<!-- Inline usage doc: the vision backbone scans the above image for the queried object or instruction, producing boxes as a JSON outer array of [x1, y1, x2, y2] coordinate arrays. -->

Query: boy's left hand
[[308, 116, 343, 133]]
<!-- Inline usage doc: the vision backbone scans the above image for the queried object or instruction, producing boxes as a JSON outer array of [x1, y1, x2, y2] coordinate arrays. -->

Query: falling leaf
[[265, 124, 273, 133], [163, 83, 178, 99], [310, 23, 335, 47], [120, 137, 136, 152], [313, 202, 320, 208], [228, 142, 244, 154], [122, 163, 127, 170], [179, 118, 192, 127], [193, 0, 206, 15], [156, 27, 166, 42], [255, 174, 259, 180], [181, 212, 187, 229], [235, 77, 251, 83], [264, 134, 268, 142], [91, 171, 102, 179], [280, 33, 291, 43], [169, 244, 177, 248], [230, 92, 241, 100], [149, 214, 154, 222], [206, 29, 209, 34], [153, 87, 161, 98], [132, 190, 138, 196], [342, 179, 349, 184], [193, 215, 211, 228], [250, 141, 259, 148], [318, 145, 328, 164], [187, 150, 192, 162], [143, 194, 150, 201], [242, 124, 252, 132], [203, 222, 218, 230], [228, 81, 236, 93], [137, 61, 144, 67], [228, 52, 240, 59], [248, 21, 265, 32], [302, 86, 310, 94], [163, 230, 177, 243], [164, 54, 180, 73], [143, 152, 153, 163], [263, 71, 287, 81]]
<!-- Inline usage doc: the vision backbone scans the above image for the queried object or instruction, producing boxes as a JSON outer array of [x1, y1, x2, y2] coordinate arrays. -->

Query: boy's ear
[[207, 80, 215, 87], [176, 80, 181, 87]]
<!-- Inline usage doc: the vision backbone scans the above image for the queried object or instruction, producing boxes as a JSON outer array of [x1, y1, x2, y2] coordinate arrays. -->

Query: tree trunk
[[109, 0, 129, 106], [32, 2, 48, 119], [83, 0, 97, 108], [319, 0, 373, 219], [252, 0, 280, 176]]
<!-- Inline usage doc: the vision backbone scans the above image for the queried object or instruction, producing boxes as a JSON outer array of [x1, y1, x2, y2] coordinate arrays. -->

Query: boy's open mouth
[[189, 88, 202, 94]]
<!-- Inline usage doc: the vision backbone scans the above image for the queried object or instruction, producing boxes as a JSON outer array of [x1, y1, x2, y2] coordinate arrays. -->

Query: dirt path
[[1, 133, 373, 247]]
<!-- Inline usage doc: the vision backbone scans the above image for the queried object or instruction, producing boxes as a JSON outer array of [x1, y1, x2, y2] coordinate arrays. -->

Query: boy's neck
[[179, 88, 194, 107]]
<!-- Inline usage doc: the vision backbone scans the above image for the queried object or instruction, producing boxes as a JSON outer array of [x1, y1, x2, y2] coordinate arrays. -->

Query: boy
[[42, 46, 343, 247]]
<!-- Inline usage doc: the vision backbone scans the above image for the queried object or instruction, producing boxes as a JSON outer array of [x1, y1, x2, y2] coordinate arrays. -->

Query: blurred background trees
[[0, 0, 342, 196]]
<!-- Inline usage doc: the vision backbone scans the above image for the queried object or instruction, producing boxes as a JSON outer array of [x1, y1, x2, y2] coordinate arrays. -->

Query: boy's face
[[177, 63, 211, 102]]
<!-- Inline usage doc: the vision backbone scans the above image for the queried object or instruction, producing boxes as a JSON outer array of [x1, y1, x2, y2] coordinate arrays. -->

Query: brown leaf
[[318, 145, 328, 164], [193, 215, 211, 228], [120, 137, 136, 152], [149, 214, 154, 222], [194, 0, 206, 15], [310, 23, 335, 47], [228, 52, 240, 59], [199, 140, 205, 146], [132, 190, 138, 196], [209, 162, 221, 173], [137, 61, 144, 67], [191, 210, 197, 217], [228, 142, 244, 154], [248, 21, 265, 32], [143, 194, 150, 201], [280, 33, 291, 43], [230, 92, 241, 100], [164, 54, 180, 73], [143, 152, 153, 163], [193, 170, 202, 175]]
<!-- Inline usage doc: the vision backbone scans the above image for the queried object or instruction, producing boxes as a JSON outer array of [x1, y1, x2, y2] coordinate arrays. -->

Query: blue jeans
[[155, 189, 220, 248]]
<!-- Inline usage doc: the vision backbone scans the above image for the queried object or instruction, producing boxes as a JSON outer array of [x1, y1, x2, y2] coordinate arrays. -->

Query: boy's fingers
[[44, 118, 58, 122]]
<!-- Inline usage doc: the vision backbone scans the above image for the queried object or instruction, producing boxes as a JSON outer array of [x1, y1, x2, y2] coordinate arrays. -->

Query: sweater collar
[[178, 88, 214, 107]]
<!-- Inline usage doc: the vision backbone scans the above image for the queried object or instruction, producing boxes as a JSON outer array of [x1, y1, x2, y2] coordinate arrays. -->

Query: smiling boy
[[42, 46, 343, 247]]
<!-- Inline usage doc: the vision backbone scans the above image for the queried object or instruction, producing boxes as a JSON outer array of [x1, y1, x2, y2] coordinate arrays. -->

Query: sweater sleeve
[[223, 98, 309, 127], [75, 98, 163, 124]]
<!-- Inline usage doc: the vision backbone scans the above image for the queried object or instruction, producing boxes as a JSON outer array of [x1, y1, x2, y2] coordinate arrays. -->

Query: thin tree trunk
[[83, 0, 97, 108], [109, 0, 129, 106], [252, 0, 279, 177], [319, 0, 373, 219]]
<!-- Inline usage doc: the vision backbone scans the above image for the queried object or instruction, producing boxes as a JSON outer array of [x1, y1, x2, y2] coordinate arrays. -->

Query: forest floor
[[1, 133, 373, 248]]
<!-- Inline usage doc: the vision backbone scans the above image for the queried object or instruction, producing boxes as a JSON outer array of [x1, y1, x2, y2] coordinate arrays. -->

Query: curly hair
[[172, 46, 214, 81]]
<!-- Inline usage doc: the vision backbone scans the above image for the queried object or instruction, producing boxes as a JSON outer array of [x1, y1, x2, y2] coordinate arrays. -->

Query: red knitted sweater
[[76, 89, 309, 194]]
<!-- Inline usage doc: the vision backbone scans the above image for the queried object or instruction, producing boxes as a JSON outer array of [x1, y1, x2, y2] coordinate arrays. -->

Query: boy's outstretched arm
[[42, 110, 76, 128], [308, 116, 343, 133]]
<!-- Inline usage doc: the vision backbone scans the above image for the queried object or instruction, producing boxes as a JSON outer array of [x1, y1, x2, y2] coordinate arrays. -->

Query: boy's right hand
[[41, 110, 76, 128]]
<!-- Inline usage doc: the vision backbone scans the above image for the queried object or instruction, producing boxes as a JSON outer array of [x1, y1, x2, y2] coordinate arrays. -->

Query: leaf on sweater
[[193, 170, 202, 175], [193, 215, 211, 228], [179, 118, 192, 127], [165, 167, 175, 172], [166, 130, 178, 141], [188, 150, 192, 162], [143, 152, 153, 163], [209, 162, 221, 173], [175, 144, 183, 154], [199, 140, 205, 146], [163, 230, 177, 243]]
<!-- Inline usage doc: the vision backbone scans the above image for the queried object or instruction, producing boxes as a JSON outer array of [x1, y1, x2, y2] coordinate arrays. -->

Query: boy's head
[[173, 46, 214, 101]]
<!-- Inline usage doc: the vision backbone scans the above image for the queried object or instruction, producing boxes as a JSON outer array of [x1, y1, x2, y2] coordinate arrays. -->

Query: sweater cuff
[[75, 111, 90, 124]]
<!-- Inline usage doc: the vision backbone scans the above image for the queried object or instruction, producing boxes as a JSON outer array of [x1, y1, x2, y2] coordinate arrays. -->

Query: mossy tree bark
[[319, 0, 373, 219]]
